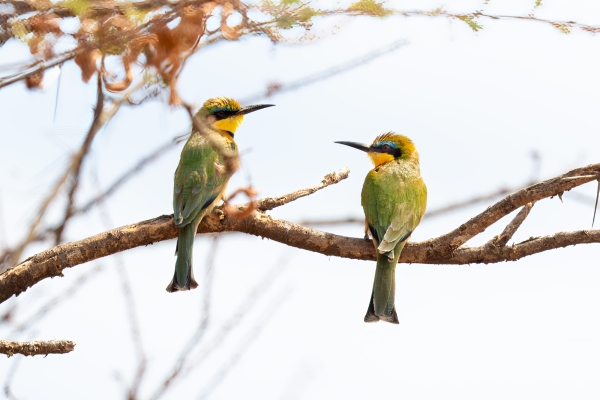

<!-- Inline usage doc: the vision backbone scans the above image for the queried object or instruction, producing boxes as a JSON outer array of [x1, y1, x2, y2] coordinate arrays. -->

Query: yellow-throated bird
[[336, 133, 427, 323], [167, 97, 274, 292]]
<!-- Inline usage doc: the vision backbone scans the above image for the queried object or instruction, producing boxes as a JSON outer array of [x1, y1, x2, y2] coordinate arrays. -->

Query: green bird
[[336, 133, 427, 323], [167, 97, 274, 293]]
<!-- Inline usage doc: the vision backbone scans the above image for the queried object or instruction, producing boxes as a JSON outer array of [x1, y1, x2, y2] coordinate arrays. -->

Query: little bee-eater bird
[[336, 133, 427, 323], [167, 97, 274, 293]]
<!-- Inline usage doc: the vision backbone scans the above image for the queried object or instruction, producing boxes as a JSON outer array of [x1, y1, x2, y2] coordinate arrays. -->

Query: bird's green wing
[[173, 135, 231, 227], [361, 165, 427, 255]]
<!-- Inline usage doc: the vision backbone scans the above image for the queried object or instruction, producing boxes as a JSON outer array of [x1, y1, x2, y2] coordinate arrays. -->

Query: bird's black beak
[[235, 104, 275, 116], [335, 141, 377, 153]]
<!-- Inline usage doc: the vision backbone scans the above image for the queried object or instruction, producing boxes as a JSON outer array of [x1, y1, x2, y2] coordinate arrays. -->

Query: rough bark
[[0, 339, 75, 357]]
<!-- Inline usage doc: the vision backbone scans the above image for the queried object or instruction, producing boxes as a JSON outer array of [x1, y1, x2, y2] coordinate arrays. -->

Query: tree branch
[[1, 164, 599, 304], [488, 202, 534, 248], [0, 339, 75, 357]]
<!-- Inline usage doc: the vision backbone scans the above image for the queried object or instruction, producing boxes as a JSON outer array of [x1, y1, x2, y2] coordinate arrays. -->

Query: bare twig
[[257, 168, 350, 211], [488, 203, 534, 248], [592, 179, 600, 227], [2, 163, 600, 304], [0, 339, 75, 357]]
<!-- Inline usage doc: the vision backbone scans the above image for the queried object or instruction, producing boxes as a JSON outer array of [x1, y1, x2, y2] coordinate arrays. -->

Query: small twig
[[0, 339, 75, 357], [592, 179, 600, 228], [488, 202, 534, 248], [257, 167, 350, 211]]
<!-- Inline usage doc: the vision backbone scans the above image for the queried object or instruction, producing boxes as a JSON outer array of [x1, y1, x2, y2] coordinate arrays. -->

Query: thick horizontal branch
[[1, 164, 599, 304], [0, 339, 75, 357]]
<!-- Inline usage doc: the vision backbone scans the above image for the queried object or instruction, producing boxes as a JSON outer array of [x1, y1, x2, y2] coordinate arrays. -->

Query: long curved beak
[[235, 104, 275, 116], [335, 141, 373, 153]]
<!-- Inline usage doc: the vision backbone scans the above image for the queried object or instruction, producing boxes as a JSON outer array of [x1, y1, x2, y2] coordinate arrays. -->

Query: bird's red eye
[[381, 144, 390, 151]]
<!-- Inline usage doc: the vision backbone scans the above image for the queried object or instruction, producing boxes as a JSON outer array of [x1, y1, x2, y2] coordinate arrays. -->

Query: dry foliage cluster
[[2, 0, 599, 97], [1, 0, 401, 100]]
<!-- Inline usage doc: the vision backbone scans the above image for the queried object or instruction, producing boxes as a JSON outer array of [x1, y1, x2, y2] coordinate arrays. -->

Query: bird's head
[[197, 97, 274, 138], [335, 132, 418, 167]]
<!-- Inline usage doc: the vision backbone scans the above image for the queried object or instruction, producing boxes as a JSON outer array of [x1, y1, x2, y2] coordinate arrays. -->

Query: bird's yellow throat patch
[[368, 152, 395, 167], [214, 115, 244, 135]]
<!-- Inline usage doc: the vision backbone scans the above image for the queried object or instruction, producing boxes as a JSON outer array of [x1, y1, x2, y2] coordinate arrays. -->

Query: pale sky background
[[1, 0, 600, 399]]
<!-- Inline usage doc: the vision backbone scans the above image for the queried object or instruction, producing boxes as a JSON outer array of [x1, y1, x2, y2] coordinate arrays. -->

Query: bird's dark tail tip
[[364, 294, 399, 324], [165, 270, 199, 293]]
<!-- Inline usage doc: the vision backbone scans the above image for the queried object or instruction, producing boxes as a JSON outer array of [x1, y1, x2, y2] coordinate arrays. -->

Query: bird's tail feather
[[364, 243, 404, 324], [166, 223, 199, 293]]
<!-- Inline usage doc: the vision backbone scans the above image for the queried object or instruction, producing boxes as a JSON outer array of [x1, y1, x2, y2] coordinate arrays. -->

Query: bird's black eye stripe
[[373, 144, 402, 158], [214, 111, 229, 120]]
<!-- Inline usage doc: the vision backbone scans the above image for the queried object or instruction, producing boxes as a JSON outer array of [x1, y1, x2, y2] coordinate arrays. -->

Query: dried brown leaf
[[75, 48, 101, 82], [25, 69, 44, 89], [29, 13, 62, 35]]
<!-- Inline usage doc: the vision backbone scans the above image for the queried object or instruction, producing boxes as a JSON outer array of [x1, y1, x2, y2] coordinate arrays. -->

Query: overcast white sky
[[2, 0, 600, 399]]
